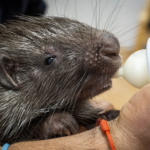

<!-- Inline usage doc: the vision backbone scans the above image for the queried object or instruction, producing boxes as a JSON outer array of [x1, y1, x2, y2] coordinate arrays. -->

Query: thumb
[[117, 84, 150, 145]]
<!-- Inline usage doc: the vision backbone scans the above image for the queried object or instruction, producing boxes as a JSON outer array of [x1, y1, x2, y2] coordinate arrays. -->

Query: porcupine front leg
[[73, 101, 120, 128], [15, 113, 79, 142], [36, 112, 79, 139], [19, 103, 119, 142]]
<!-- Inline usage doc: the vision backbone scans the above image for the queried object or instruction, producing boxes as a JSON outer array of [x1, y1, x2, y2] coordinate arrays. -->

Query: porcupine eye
[[45, 57, 55, 65]]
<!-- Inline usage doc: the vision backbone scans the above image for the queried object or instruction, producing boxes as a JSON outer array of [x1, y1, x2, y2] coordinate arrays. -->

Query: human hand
[[110, 83, 150, 150]]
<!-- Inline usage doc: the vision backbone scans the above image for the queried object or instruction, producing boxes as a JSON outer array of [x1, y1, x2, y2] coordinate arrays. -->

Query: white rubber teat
[[114, 38, 150, 88], [146, 38, 150, 81]]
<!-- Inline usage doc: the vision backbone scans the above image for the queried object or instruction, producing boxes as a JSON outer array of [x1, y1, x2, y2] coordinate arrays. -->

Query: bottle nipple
[[114, 38, 150, 88]]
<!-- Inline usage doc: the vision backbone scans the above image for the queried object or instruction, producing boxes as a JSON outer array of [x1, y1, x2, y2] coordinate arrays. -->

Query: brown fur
[[0, 16, 121, 145]]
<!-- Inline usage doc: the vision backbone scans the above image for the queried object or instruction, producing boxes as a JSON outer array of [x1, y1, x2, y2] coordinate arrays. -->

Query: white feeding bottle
[[114, 38, 150, 88]]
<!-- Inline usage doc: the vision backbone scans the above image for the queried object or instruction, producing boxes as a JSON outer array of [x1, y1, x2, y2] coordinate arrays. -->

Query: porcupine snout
[[84, 30, 121, 73]]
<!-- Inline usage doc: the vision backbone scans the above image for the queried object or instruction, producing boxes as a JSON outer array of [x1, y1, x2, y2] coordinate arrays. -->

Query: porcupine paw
[[91, 101, 120, 121], [41, 113, 79, 139], [99, 110, 120, 121]]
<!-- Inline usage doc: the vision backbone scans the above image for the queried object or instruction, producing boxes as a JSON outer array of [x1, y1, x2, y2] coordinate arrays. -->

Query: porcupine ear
[[0, 55, 19, 89]]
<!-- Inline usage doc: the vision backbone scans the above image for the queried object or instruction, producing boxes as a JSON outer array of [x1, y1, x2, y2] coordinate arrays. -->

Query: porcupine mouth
[[92, 78, 112, 96], [77, 76, 113, 101], [100, 80, 112, 92]]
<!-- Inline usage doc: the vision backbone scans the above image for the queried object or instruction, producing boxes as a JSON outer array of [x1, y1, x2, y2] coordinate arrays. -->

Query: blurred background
[[0, 0, 149, 109]]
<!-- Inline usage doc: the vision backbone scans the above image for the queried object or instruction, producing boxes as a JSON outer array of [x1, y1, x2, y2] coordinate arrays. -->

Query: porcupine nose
[[84, 31, 121, 70], [98, 31, 120, 64]]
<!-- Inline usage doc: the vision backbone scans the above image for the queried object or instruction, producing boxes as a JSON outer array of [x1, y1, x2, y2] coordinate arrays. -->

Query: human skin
[[2, 84, 150, 150]]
